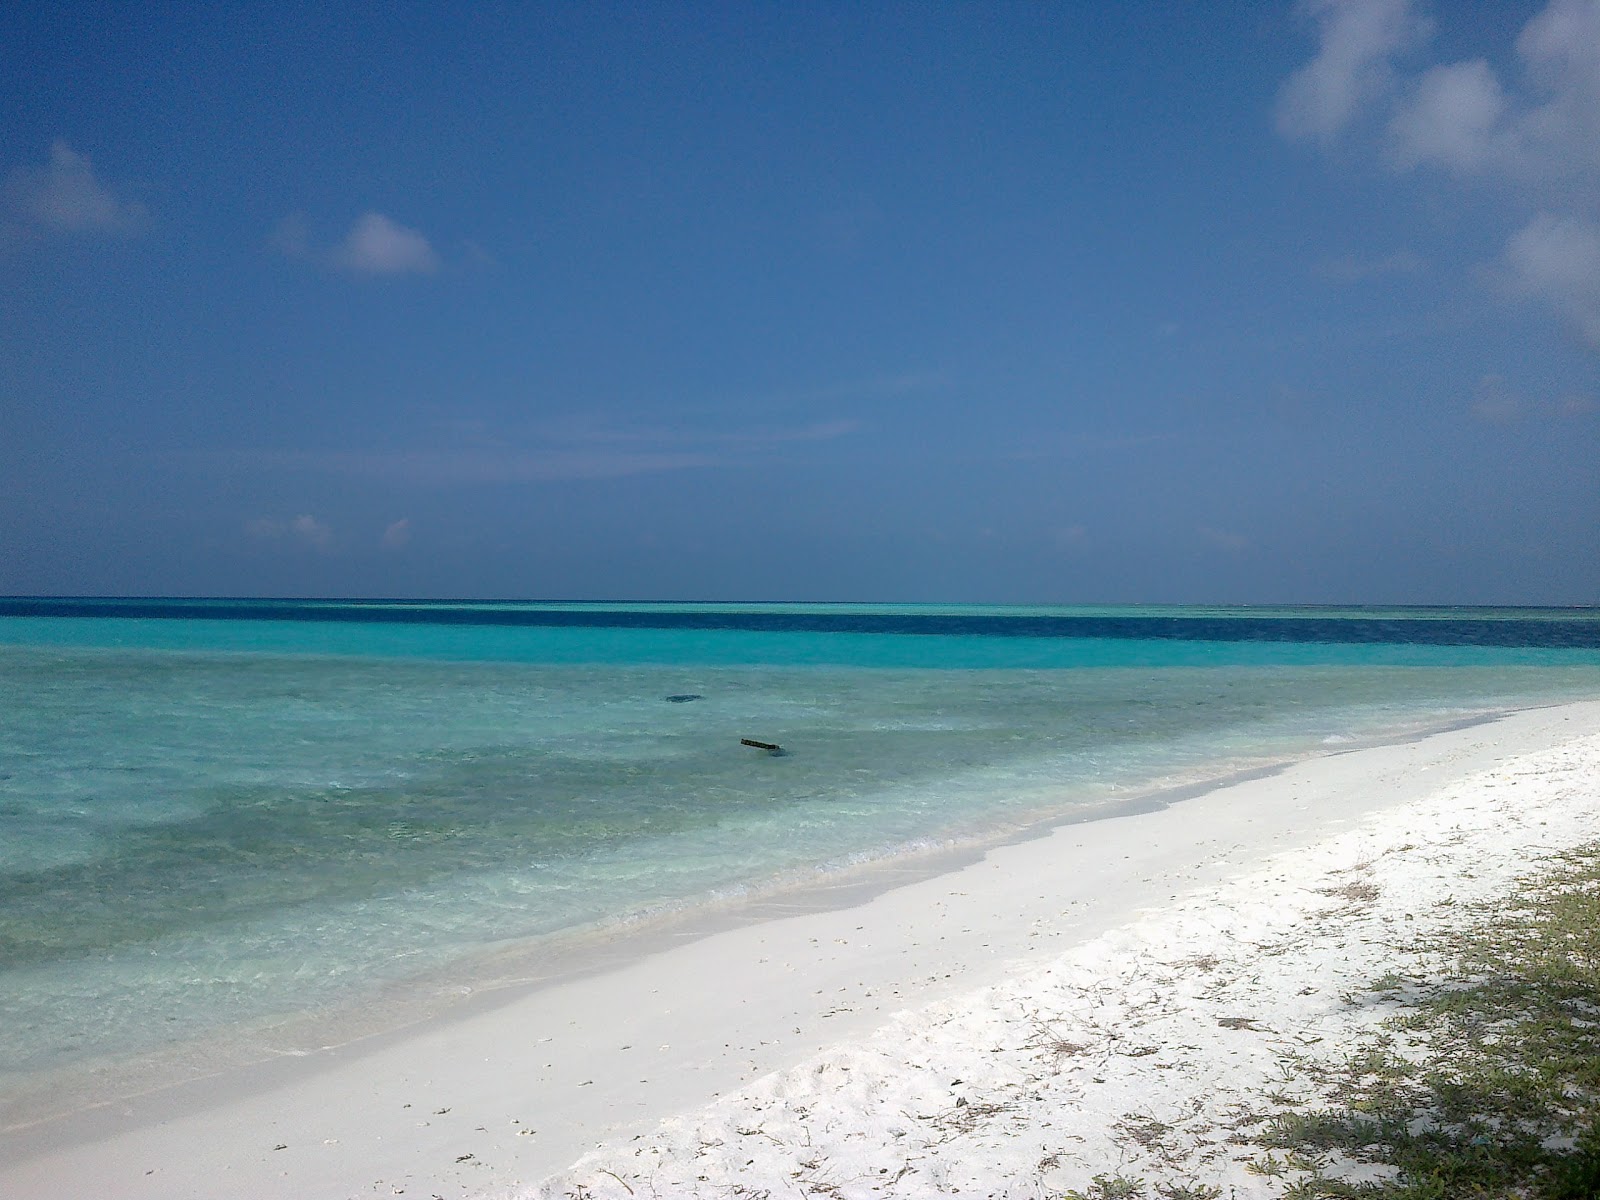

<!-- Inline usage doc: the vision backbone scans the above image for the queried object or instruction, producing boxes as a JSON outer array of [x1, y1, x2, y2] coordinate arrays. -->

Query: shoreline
[[0, 746, 1304, 1137], [0, 705, 1507, 1136], [0, 703, 1443, 1133], [2, 700, 1598, 1198], [527, 701, 1600, 1199], [530, 703, 1600, 1200]]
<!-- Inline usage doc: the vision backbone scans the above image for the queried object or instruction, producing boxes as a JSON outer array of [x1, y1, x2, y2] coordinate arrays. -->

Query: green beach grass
[[1254, 839, 1600, 1198], [1064, 841, 1600, 1200]]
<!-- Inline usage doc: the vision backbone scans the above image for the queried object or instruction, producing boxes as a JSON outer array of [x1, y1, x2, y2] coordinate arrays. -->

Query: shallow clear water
[[1, 601, 1598, 1108]]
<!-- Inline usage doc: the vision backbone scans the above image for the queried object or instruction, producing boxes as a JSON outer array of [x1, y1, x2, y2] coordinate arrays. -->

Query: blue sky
[[2, 1, 1596, 604]]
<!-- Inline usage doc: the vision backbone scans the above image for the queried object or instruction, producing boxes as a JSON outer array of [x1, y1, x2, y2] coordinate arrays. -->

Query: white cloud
[[1276, 0, 1427, 142], [381, 518, 412, 549], [1513, 0, 1600, 177], [332, 212, 440, 275], [3, 141, 147, 235], [1387, 0, 1600, 180], [1502, 213, 1600, 349], [1388, 59, 1508, 172], [1284, 0, 1600, 183], [1282, 1, 1600, 351], [1280, 0, 1600, 176]]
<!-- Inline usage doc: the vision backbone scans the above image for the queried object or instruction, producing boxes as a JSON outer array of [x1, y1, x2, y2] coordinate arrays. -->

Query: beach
[[3, 698, 1597, 1199], [7, 0, 1600, 1189]]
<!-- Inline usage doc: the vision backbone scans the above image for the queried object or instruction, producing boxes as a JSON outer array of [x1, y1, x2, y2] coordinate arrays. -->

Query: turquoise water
[[2, 602, 1598, 1114]]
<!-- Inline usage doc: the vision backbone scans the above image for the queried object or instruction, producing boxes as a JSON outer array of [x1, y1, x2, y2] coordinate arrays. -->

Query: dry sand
[[3, 700, 1598, 1199]]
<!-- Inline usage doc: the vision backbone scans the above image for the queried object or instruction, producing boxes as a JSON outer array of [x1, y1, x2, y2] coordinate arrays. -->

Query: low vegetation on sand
[[1070, 842, 1600, 1200], [1257, 840, 1600, 1198]]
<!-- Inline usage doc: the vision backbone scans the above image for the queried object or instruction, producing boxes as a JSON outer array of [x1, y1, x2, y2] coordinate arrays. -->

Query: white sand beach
[[3, 700, 1598, 1199]]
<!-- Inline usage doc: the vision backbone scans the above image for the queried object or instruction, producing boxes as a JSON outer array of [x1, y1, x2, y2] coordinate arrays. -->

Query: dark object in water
[[664, 694, 703, 703], [740, 738, 784, 755]]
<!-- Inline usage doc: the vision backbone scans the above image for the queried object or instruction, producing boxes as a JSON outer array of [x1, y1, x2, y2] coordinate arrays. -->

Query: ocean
[[2, 599, 1599, 1124]]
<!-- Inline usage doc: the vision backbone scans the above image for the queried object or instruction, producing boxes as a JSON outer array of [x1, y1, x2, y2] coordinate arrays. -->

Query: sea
[[2, 598, 1599, 1123]]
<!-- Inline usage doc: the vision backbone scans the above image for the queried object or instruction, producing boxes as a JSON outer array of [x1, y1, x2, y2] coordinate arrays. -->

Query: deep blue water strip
[[4, 598, 1600, 648]]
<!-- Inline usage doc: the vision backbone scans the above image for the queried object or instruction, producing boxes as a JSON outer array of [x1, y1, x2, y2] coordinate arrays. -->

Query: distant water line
[[5, 597, 1600, 650]]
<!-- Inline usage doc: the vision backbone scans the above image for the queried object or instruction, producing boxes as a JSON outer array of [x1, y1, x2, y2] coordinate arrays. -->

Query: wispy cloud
[[1315, 248, 1426, 282], [549, 416, 861, 452], [333, 212, 440, 275], [1008, 430, 1181, 462], [272, 210, 442, 275], [1198, 526, 1251, 554], [246, 514, 335, 550], [690, 371, 947, 417], [461, 239, 498, 269], [1471, 374, 1523, 424], [1280, 0, 1600, 352], [219, 416, 863, 486], [381, 518, 412, 549], [1053, 524, 1090, 551], [258, 447, 723, 485], [1471, 372, 1599, 422], [800, 371, 949, 403], [3, 141, 148, 237]]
